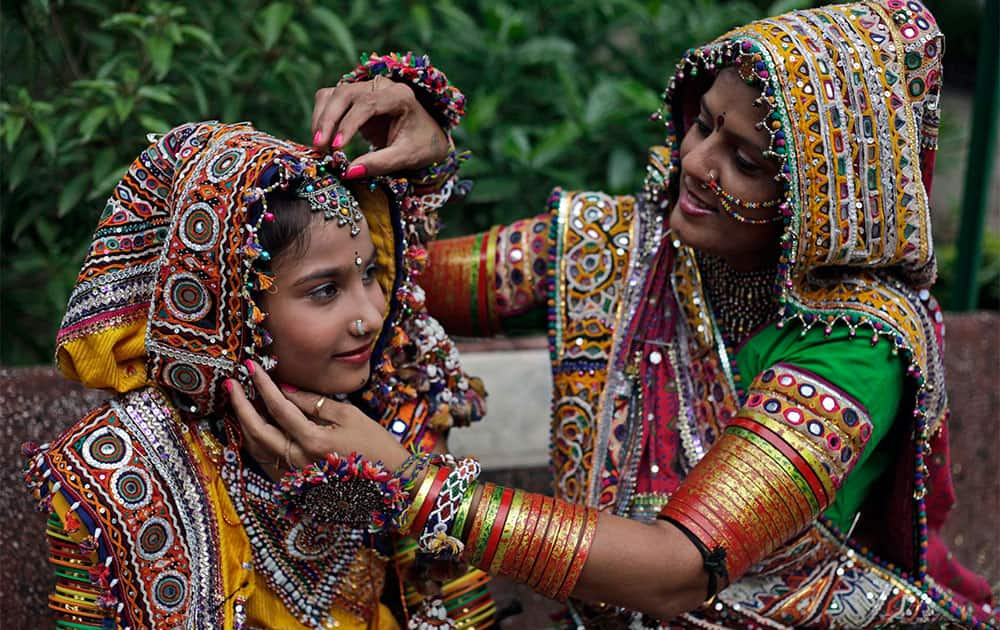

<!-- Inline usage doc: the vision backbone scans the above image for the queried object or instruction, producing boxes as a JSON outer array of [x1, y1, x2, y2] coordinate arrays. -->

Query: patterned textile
[[540, 0, 995, 626], [27, 120, 489, 628]]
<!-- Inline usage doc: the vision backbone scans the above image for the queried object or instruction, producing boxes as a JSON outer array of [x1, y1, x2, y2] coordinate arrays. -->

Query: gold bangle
[[400, 465, 440, 534], [489, 490, 524, 574], [527, 498, 566, 588], [556, 507, 599, 601], [515, 495, 553, 582], [532, 501, 581, 597]]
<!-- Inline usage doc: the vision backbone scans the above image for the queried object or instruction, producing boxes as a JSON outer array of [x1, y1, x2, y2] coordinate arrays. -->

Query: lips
[[331, 342, 374, 365], [677, 181, 718, 218]]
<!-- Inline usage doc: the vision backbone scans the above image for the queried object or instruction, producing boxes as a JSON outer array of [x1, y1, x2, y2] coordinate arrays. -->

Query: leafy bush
[[0, 0, 988, 365]]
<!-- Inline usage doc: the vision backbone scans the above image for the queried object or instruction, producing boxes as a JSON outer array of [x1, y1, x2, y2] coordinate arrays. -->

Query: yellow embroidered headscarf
[[645, 0, 948, 428]]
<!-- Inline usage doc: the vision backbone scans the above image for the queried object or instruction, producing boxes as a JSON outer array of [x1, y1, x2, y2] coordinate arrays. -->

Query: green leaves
[[256, 2, 295, 51], [0, 0, 795, 364]]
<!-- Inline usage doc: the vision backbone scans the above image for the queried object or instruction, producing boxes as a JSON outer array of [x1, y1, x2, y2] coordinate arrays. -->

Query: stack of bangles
[[394, 452, 599, 601]]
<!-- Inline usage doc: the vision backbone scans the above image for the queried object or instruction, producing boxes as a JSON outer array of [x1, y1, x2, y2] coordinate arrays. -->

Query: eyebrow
[[290, 249, 378, 288], [699, 96, 769, 161]]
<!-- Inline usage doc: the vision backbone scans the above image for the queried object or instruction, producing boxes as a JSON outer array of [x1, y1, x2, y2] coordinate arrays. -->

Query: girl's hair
[[257, 181, 382, 266]]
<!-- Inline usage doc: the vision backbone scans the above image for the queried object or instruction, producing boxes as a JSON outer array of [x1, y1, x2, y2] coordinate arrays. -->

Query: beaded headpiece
[[296, 174, 365, 236]]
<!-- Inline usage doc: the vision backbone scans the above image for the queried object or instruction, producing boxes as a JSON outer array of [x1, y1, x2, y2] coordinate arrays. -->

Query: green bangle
[[470, 485, 504, 566], [449, 482, 477, 540]]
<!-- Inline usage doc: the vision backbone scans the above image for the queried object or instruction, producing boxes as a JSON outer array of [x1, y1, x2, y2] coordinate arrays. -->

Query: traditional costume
[[414, 0, 997, 626], [24, 55, 498, 629]]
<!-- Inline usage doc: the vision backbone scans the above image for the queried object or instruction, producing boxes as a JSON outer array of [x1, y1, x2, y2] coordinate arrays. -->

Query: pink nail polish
[[344, 164, 367, 179], [313, 130, 322, 146], [224, 380, 233, 393], [332, 132, 344, 148], [243, 359, 255, 376], [279, 383, 298, 393]]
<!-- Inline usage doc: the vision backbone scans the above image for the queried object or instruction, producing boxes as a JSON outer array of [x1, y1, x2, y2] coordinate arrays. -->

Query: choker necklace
[[697, 253, 777, 344]]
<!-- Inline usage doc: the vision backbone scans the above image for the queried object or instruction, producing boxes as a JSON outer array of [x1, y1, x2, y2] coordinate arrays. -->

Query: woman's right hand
[[312, 79, 449, 177]]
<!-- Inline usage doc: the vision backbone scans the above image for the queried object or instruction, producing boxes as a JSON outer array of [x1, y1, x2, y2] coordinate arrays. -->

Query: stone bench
[[2, 312, 996, 626]]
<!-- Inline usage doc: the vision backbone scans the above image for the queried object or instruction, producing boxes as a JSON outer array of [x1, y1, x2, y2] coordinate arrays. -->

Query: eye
[[308, 282, 340, 301], [693, 117, 712, 136], [362, 262, 379, 285], [734, 151, 762, 175]]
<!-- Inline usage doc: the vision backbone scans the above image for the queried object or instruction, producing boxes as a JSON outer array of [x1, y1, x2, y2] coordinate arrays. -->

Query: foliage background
[[1, 0, 994, 365]]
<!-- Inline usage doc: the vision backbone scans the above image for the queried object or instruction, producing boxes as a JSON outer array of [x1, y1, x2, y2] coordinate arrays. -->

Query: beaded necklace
[[697, 252, 776, 346]]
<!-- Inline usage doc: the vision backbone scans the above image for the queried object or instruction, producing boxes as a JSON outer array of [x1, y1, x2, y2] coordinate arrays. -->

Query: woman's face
[[669, 67, 784, 271], [262, 214, 386, 395]]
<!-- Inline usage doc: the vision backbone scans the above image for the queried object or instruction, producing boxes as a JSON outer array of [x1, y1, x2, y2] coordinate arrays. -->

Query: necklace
[[697, 252, 777, 345]]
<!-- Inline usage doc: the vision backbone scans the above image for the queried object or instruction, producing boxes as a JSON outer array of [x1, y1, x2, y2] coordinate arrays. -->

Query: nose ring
[[352, 319, 366, 336]]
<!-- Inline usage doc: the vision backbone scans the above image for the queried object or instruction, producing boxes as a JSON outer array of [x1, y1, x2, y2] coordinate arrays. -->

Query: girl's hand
[[311, 79, 449, 177], [227, 360, 409, 473]]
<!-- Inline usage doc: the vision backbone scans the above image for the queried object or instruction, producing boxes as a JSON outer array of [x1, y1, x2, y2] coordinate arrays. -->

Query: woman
[[23, 112, 498, 627], [245, 1, 996, 627]]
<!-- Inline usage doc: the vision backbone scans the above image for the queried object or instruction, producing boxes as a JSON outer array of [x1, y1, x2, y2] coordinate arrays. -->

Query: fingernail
[[332, 132, 343, 148], [243, 359, 255, 376], [312, 130, 322, 146], [223, 379, 233, 393], [343, 164, 367, 179], [279, 383, 298, 393]]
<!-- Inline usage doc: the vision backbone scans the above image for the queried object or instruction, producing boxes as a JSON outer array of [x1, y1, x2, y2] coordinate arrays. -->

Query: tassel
[[256, 271, 275, 291]]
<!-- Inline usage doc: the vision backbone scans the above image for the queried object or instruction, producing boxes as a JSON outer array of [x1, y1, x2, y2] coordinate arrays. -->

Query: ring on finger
[[371, 74, 382, 92], [314, 395, 327, 415]]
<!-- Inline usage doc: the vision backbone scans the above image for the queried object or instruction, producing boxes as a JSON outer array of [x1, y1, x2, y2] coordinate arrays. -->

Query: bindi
[[716, 113, 726, 129]]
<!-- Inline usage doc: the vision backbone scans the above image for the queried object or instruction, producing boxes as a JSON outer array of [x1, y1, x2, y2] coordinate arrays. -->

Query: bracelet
[[408, 465, 451, 536], [273, 451, 406, 533], [400, 464, 442, 533], [339, 52, 466, 130], [418, 456, 481, 558], [555, 506, 599, 601], [658, 513, 728, 603]]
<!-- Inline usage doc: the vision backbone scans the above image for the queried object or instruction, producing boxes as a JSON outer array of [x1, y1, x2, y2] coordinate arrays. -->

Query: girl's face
[[669, 67, 784, 271], [262, 214, 386, 395]]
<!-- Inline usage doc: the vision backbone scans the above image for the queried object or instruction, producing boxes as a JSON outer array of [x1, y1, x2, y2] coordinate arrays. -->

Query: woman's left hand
[[227, 360, 410, 473]]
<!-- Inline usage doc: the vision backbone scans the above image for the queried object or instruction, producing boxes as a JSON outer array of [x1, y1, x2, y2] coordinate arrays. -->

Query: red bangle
[[480, 487, 515, 569], [409, 466, 451, 535], [462, 482, 495, 562]]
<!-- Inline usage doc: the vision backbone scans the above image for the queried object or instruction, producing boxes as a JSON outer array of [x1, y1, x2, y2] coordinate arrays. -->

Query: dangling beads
[[707, 176, 784, 225]]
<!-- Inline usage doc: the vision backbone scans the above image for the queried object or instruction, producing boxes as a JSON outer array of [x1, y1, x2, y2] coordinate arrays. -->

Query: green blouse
[[735, 323, 905, 531]]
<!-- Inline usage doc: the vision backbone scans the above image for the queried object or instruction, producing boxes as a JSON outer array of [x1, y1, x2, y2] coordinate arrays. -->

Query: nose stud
[[352, 319, 366, 336]]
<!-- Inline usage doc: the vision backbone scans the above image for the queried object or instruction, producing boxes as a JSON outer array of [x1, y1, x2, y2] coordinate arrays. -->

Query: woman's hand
[[227, 360, 410, 473], [312, 79, 449, 177]]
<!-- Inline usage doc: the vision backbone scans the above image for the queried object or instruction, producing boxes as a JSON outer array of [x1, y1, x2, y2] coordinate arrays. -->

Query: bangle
[[516, 496, 555, 582], [463, 482, 496, 564], [399, 464, 441, 534], [489, 489, 524, 574], [555, 507, 599, 601], [418, 456, 480, 558], [409, 465, 451, 536], [469, 484, 504, 566], [528, 498, 569, 588], [339, 52, 466, 130], [480, 487, 515, 569]]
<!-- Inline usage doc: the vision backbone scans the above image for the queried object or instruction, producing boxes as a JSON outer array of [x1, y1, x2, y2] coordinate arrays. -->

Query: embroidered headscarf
[[54, 121, 406, 417], [643, 0, 948, 430]]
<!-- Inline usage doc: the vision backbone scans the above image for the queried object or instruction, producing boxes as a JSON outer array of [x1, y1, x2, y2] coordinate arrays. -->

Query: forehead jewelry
[[297, 175, 365, 236], [707, 170, 785, 225]]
